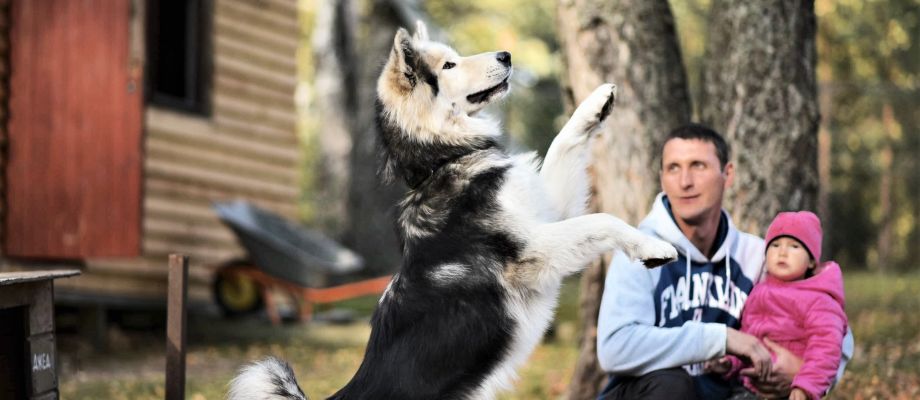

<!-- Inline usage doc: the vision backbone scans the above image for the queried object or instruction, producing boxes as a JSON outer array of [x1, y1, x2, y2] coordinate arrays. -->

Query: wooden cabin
[[0, 0, 302, 309]]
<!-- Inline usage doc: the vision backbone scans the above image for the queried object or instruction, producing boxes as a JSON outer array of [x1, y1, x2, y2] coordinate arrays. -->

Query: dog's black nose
[[497, 51, 511, 67]]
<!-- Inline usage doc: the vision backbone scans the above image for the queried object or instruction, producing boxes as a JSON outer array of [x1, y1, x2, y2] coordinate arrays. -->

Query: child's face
[[766, 236, 814, 281]]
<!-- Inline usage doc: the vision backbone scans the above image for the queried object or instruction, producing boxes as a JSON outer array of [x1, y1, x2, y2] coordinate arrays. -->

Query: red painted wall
[[6, 0, 142, 259]]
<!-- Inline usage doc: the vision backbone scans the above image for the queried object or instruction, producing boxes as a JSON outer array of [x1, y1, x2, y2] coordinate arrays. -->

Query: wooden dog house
[[0, 270, 78, 400]]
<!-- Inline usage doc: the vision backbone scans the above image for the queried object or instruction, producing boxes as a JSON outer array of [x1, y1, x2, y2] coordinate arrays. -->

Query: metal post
[[166, 254, 189, 400]]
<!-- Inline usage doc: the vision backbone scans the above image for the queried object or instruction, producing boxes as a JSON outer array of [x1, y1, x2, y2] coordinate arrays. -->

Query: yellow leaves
[[815, 0, 835, 17], [445, 16, 559, 79], [513, 39, 557, 77], [447, 15, 508, 54], [816, 0, 918, 86], [846, 132, 862, 152], [886, 19, 910, 49], [852, 57, 878, 82], [426, 0, 560, 80], [895, 212, 914, 240], [836, 0, 866, 12], [879, 19, 911, 57]]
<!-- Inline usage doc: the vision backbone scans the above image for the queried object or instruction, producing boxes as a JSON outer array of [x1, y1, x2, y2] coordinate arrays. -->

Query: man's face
[[660, 138, 734, 225]]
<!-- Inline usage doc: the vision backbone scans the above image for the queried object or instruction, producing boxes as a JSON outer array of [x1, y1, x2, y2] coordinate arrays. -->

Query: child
[[706, 211, 848, 400]]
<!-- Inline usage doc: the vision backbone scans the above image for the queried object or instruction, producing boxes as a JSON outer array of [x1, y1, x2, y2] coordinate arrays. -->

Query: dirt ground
[[56, 308, 377, 399], [55, 272, 920, 399]]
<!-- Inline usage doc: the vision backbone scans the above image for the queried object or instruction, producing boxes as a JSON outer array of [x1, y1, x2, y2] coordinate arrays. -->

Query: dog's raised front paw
[[626, 236, 677, 269], [572, 83, 617, 133]]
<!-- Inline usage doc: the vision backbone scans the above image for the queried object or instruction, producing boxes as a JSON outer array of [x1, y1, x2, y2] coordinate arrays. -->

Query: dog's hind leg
[[510, 213, 676, 288], [540, 84, 616, 219]]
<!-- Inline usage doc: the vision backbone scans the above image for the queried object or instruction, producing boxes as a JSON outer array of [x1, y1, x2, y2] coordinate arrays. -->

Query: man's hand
[[704, 357, 732, 375], [725, 328, 772, 382], [740, 337, 803, 398]]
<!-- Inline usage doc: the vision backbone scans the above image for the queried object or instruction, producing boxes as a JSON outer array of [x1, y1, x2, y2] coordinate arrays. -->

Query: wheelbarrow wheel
[[213, 261, 263, 317]]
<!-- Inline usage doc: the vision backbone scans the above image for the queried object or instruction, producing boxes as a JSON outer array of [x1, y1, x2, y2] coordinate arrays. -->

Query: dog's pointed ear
[[387, 27, 417, 88], [414, 20, 429, 42]]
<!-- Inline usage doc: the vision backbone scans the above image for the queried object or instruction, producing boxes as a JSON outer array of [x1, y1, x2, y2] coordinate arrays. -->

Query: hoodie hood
[[639, 195, 764, 319], [765, 261, 845, 309], [638, 193, 738, 264], [638, 193, 746, 332]]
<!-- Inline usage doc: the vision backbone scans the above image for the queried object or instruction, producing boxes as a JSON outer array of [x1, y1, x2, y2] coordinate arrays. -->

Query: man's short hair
[[662, 123, 730, 169]]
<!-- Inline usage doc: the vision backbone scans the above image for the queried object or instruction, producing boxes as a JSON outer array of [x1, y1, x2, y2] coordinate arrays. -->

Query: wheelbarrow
[[211, 201, 391, 325]]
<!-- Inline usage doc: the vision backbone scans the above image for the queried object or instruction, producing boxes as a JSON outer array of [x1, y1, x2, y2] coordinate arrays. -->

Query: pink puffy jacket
[[727, 262, 848, 399]]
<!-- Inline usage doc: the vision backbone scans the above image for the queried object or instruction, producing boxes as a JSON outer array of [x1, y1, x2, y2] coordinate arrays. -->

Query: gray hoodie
[[596, 193, 764, 378]]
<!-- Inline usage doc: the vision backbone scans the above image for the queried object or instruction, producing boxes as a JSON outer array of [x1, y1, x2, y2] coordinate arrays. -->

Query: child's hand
[[704, 357, 732, 375], [789, 387, 809, 400]]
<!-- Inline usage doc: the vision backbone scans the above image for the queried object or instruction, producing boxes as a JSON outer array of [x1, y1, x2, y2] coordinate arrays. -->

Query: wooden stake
[[166, 254, 189, 400]]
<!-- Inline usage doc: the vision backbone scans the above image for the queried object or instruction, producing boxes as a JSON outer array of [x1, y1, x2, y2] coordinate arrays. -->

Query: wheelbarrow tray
[[213, 201, 363, 287]]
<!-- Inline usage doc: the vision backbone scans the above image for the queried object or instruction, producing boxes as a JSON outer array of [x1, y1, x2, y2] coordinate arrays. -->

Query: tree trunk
[[311, 0, 357, 237], [557, 1, 691, 398], [817, 83, 832, 258], [343, 0, 414, 275], [700, 0, 820, 233], [875, 104, 898, 271]]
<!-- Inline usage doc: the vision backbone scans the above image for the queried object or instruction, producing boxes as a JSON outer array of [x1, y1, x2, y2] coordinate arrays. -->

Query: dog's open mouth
[[466, 78, 510, 104]]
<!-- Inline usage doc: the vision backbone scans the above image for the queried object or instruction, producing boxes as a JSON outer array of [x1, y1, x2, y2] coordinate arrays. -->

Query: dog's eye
[[442, 62, 456, 70]]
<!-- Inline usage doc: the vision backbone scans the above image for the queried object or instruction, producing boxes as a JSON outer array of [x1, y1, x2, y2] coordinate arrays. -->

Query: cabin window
[[146, 0, 212, 115]]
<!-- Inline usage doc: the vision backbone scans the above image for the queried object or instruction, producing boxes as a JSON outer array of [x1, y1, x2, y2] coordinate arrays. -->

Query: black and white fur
[[228, 21, 677, 400]]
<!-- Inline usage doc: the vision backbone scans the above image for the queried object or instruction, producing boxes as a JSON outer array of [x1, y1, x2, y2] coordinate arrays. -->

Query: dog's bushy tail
[[227, 356, 307, 400]]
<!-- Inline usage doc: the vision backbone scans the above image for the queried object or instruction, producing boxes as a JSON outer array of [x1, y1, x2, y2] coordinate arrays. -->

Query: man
[[595, 124, 853, 399]]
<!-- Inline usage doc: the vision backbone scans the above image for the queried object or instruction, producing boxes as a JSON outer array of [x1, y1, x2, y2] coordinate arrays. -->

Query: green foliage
[[816, 0, 919, 86], [300, 0, 920, 269], [817, 0, 920, 271], [501, 78, 567, 157], [671, 0, 920, 271]]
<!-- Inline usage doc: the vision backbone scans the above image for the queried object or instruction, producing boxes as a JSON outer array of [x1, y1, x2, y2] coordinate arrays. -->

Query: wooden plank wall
[[54, 0, 302, 304]]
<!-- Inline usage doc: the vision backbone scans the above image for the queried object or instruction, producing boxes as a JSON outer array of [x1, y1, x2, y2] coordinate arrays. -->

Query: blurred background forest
[[299, 0, 919, 273]]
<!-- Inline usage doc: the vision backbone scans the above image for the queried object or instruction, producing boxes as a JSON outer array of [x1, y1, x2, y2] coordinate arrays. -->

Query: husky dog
[[228, 21, 677, 400]]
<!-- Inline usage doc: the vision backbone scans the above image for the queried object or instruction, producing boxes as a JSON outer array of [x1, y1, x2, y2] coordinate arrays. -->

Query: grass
[[58, 273, 920, 399], [832, 272, 920, 399]]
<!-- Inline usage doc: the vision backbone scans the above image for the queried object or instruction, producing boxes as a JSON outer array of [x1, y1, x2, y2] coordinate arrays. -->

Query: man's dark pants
[[599, 369, 739, 400], [598, 368, 697, 400]]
